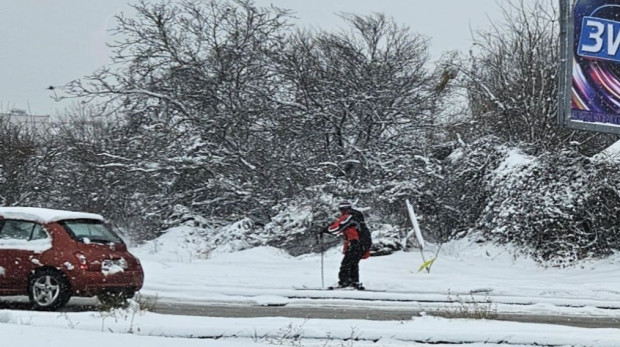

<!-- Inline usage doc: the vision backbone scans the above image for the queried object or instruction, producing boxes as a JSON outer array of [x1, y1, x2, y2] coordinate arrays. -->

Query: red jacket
[[328, 214, 359, 241], [328, 213, 370, 259]]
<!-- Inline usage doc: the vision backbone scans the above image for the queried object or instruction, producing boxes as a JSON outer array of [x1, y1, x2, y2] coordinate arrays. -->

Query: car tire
[[28, 269, 71, 311], [97, 290, 135, 309]]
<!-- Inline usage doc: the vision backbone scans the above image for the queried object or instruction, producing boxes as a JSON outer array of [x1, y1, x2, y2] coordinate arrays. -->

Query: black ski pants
[[338, 240, 364, 286]]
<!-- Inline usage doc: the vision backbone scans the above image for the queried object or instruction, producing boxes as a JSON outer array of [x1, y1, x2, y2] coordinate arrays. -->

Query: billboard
[[559, 0, 620, 134]]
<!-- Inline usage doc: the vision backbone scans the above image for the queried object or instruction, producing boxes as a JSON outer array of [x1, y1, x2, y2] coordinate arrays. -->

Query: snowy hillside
[[133, 225, 620, 316]]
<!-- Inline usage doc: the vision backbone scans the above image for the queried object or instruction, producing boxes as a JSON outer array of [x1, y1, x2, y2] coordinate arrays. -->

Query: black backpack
[[349, 209, 372, 251]]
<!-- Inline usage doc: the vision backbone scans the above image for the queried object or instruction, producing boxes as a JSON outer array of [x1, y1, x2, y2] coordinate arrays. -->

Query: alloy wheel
[[32, 275, 61, 306]]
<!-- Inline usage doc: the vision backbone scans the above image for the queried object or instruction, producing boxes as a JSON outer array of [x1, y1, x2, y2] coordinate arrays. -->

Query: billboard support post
[[558, 0, 570, 129]]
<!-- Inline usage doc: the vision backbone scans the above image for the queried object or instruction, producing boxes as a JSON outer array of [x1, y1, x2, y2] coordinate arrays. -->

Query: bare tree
[[463, 1, 560, 147], [0, 116, 61, 207], [58, 0, 292, 219], [51, 1, 458, 236], [274, 13, 450, 189], [43, 105, 165, 239]]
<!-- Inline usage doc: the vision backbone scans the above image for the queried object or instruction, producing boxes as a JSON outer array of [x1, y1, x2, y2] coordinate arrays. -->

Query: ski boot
[[352, 282, 365, 290]]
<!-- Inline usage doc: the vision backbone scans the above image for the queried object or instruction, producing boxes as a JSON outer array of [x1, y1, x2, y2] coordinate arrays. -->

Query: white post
[[406, 199, 430, 273]]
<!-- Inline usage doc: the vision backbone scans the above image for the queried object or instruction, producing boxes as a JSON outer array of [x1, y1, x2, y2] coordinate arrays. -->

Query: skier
[[323, 201, 372, 289], [339, 201, 372, 254]]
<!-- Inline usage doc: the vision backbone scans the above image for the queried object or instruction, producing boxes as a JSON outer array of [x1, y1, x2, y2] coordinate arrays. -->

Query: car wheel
[[97, 290, 135, 309], [28, 269, 71, 311]]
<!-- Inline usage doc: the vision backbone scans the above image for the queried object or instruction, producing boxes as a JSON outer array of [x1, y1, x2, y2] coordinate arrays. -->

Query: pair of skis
[[294, 285, 385, 292]]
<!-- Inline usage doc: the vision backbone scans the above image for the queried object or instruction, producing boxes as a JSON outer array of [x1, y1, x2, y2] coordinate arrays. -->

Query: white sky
[[0, 0, 502, 116]]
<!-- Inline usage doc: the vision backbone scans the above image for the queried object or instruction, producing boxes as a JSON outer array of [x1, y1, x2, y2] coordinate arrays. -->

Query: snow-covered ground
[[3, 227, 620, 346]]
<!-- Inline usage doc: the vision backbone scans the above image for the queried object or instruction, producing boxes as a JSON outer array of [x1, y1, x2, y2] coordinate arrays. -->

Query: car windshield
[[61, 220, 123, 244]]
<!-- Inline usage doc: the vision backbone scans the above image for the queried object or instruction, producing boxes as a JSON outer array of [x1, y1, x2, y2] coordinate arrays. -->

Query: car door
[[0, 220, 50, 291]]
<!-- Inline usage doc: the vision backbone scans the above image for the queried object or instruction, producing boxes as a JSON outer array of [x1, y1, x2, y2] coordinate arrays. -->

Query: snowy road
[[5, 292, 620, 329], [149, 299, 620, 328]]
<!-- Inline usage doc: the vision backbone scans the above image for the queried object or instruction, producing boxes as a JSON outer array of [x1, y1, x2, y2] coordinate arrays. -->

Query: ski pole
[[320, 232, 325, 288]]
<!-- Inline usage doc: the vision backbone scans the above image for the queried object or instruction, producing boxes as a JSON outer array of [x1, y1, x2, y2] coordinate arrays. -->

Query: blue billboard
[[559, 0, 620, 134]]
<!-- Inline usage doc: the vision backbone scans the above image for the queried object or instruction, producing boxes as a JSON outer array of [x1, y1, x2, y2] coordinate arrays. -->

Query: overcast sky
[[0, 0, 502, 116]]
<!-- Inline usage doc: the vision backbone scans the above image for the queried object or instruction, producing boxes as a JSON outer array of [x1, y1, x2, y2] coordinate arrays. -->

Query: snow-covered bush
[[237, 197, 408, 257], [417, 136, 506, 242], [164, 205, 219, 230], [477, 147, 620, 265], [419, 136, 620, 265], [136, 224, 213, 262], [367, 223, 404, 256], [260, 202, 323, 256], [209, 218, 264, 254], [138, 215, 263, 260], [0, 117, 46, 206]]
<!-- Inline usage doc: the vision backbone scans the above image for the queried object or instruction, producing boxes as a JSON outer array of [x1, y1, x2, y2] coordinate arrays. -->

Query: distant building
[[0, 109, 50, 134]]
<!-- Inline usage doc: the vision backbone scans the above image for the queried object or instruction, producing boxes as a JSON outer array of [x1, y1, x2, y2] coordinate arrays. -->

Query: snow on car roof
[[0, 207, 104, 224]]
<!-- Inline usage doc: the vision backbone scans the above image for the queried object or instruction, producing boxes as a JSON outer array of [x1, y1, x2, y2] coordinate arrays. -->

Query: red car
[[0, 207, 144, 310]]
